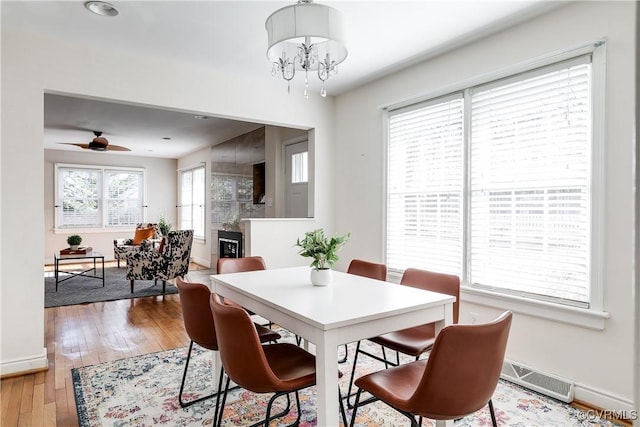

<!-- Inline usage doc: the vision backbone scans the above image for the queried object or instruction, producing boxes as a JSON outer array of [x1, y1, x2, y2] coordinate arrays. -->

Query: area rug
[[45, 267, 178, 308], [71, 329, 623, 427]]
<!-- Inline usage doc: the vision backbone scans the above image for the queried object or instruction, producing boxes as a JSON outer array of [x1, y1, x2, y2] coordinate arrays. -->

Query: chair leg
[[339, 386, 348, 427], [117, 257, 120, 268], [349, 388, 362, 427], [338, 344, 348, 364], [346, 341, 362, 408], [215, 375, 232, 427], [162, 280, 166, 294], [179, 341, 221, 408], [130, 279, 134, 293], [488, 399, 498, 427]]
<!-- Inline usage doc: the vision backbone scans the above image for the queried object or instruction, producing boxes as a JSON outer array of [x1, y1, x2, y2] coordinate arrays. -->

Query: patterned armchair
[[113, 223, 161, 268], [126, 229, 194, 293]]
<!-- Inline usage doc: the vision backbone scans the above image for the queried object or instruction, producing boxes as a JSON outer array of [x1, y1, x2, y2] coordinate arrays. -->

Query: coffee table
[[54, 251, 105, 291]]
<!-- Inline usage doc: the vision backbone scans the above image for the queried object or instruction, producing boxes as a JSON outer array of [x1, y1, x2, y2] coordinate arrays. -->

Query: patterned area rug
[[44, 267, 178, 308], [72, 328, 622, 426]]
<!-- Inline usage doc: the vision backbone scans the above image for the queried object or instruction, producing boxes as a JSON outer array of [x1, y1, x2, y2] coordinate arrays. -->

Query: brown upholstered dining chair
[[209, 293, 348, 427], [175, 278, 281, 409], [347, 259, 387, 282], [347, 268, 460, 406], [216, 255, 267, 274], [339, 259, 388, 363], [349, 311, 513, 427], [216, 255, 268, 320]]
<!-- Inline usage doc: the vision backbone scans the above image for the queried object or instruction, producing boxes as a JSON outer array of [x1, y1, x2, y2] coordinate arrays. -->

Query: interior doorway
[[284, 140, 309, 218]]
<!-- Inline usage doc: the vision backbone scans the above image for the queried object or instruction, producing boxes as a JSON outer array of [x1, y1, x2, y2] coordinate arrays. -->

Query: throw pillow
[[133, 227, 155, 245]]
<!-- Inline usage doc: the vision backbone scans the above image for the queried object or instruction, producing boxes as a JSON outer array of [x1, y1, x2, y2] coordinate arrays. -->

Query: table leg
[[55, 256, 59, 291], [434, 301, 454, 336], [315, 331, 339, 427], [101, 257, 105, 287], [211, 351, 221, 393]]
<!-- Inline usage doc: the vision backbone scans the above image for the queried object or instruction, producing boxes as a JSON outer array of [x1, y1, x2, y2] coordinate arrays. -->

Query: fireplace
[[218, 230, 243, 259]]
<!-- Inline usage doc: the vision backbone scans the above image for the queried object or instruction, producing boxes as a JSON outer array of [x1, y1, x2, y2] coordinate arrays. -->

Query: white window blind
[[386, 53, 596, 308], [181, 165, 205, 239], [470, 58, 591, 306], [387, 95, 464, 276], [59, 167, 102, 227], [56, 165, 144, 229], [105, 170, 144, 226]]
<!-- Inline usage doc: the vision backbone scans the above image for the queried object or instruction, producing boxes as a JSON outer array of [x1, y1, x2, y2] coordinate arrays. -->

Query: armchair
[[126, 229, 194, 293], [113, 223, 161, 268]]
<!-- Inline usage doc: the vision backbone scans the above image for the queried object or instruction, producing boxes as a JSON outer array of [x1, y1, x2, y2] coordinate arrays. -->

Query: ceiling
[[4, 0, 563, 159]]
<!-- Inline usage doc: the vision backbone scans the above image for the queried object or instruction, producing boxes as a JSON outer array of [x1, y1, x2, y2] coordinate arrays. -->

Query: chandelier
[[265, 0, 347, 98]]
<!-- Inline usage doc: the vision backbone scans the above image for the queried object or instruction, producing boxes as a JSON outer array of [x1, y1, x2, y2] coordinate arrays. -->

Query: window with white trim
[[180, 165, 205, 240], [55, 164, 145, 229], [386, 51, 599, 309]]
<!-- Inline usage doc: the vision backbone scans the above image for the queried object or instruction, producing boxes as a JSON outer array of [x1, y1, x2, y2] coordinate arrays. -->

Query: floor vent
[[500, 360, 574, 403]]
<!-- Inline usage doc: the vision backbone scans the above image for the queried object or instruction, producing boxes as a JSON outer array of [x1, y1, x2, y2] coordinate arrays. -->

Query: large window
[[180, 165, 205, 240], [55, 164, 145, 229], [386, 49, 601, 310]]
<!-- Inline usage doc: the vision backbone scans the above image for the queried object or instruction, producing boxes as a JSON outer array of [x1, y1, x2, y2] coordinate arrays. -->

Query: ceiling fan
[[62, 131, 131, 152]]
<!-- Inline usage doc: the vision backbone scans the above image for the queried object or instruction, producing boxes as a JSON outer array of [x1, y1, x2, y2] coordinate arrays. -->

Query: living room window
[[180, 165, 205, 240], [55, 164, 145, 229], [386, 44, 604, 316]]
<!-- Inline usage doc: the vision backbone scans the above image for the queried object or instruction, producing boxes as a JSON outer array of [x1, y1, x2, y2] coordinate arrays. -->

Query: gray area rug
[[45, 267, 178, 308]]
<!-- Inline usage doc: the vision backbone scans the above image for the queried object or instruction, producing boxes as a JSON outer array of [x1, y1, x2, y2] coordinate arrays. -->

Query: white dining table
[[210, 266, 455, 427]]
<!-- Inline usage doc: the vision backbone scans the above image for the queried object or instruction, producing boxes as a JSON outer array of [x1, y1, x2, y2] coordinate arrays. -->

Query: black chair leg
[[338, 344, 348, 364], [488, 399, 498, 427], [346, 341, 362, 408], [339, 386, 348, 427], [349, 388, 362, 427], [179, 341, 220, 409], [130, 279, 134, 293]]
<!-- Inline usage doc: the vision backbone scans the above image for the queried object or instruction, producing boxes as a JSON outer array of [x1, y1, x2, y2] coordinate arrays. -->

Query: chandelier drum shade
[[265, 0, 347, 98]]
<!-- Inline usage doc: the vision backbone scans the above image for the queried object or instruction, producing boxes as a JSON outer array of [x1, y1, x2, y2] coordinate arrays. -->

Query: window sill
[[53, 227, 133, 235], [461, 286, 610, 331]]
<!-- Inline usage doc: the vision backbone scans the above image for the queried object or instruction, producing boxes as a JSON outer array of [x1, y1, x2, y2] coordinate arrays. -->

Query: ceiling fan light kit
[[265, 0, 347, 99]]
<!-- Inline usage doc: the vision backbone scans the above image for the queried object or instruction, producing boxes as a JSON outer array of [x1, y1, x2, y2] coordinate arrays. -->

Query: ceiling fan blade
[[105, 145, 131, 151], [60, 143, 91, 149]]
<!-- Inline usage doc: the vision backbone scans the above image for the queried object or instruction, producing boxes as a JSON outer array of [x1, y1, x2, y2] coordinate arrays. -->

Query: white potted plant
[[295, 228, 350, 286]]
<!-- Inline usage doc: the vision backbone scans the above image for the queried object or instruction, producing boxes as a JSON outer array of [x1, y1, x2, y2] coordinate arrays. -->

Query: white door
[[285, 140, 309, 218]]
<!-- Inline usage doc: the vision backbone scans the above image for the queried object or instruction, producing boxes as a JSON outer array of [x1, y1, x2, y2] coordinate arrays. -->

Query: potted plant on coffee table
[[67, 234, 82, 250], [295, 228, 350, 286]]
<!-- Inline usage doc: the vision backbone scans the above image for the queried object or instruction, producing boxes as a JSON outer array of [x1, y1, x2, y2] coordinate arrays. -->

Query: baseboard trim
[[190, 256, 210, 269], [1, 348, 48, 377], [575, 382, 635, 413]]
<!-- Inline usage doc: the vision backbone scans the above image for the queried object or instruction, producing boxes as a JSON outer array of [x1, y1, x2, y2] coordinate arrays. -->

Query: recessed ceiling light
[[194, 115, 209, 120], [162, 137, 172, 140], [84, 1, 119, 17]]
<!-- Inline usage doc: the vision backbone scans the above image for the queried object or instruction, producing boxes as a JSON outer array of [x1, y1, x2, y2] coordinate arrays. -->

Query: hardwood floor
[[1, 262, 198, 427]]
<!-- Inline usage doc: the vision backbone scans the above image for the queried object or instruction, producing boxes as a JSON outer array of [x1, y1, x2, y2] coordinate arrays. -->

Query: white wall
[[334, 1, 636, 412], [44, 149, 177, 264], [243, 218, 317, 268], [0, 24, 335, 375]]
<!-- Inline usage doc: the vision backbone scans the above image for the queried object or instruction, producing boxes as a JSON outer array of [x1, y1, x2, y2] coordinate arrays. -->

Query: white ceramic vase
[[70, 245, 79, 250], [310, 268, 332, 287]]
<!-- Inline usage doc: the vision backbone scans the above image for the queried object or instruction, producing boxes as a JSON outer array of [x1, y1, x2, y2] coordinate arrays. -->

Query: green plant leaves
[[295, 228, 350, 269]]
